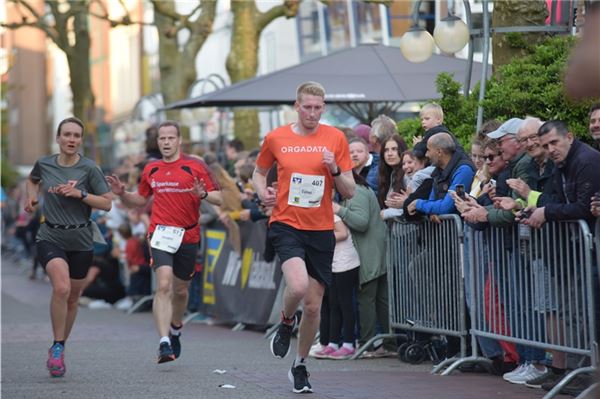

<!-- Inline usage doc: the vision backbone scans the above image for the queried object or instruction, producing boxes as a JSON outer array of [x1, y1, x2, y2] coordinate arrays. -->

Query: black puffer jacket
[[542, 140, 600, 228]]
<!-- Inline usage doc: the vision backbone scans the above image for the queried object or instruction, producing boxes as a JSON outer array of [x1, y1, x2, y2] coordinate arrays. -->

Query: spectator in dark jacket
[[524, 120, 600, 229], [407, 133, 475, 216]]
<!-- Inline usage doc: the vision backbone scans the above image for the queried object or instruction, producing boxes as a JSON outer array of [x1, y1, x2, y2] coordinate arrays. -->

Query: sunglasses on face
[[483, 153, 501, 162]]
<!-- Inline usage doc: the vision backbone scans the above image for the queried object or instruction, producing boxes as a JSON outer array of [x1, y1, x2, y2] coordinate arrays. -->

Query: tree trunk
[[152, 1, 217, 139], [225, 1, 299, 149], [154, 8, 188, 125], [491, 0, 548, 74], [67, 8, 98, 162], [226, 2, 260, 149]]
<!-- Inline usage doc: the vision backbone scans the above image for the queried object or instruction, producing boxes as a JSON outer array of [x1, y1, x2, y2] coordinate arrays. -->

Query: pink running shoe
[[328, 346, 355, 360], [47, 343, 66, 377], [312, 345, 337, 359]]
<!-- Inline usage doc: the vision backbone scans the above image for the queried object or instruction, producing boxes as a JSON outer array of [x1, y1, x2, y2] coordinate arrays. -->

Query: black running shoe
[[270, 314, 296, 358], [288, 363, 313, 394], [157, 342, 175, 364], [170, 334, 181, 359]]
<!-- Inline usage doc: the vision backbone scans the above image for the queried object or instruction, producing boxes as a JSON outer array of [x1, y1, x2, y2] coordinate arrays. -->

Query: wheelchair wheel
[[404, 343, 427, 364], [397, 342, 411, 362]]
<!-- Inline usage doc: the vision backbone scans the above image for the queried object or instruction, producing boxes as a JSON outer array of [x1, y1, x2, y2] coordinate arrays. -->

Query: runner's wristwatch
[[331, 167, 341, 177], [80, 189, 88, 200]]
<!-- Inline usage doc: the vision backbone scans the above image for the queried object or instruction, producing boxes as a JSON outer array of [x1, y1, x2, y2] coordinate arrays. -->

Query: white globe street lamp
[[399, 26, 435, 63], [433, 14, 470, 54]]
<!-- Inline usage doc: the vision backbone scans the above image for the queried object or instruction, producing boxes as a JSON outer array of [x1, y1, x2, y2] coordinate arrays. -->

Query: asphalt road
[[1, 256, 554, 399]]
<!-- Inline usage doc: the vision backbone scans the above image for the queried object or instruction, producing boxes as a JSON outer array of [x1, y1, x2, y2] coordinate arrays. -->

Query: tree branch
[[2, 0, 60, 45], [183, 1, 217, 66], [256, 0, 300, 34], [151, 0, 181, 22], [46, 1, 71, 54], [89, 0, 152, 27]]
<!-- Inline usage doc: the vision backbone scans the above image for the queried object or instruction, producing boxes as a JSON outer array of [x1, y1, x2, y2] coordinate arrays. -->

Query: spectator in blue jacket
[[407, 133, 475, 216]]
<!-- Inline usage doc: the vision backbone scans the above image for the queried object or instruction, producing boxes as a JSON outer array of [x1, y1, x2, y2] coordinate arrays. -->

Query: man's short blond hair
[[370, 114, 397, 142], [420, 103, 444, 121], [296, 81, 326, 102]]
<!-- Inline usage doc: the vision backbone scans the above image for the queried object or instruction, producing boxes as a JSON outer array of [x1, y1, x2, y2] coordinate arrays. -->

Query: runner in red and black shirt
[[107, 120, 222, 364]]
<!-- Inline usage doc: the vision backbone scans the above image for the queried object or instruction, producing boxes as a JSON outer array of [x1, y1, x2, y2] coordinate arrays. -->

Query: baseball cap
[[487, 118, 524, 139]]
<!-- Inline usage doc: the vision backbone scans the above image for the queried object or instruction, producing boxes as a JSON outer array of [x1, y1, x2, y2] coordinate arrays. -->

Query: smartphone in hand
[[520, 209, 533, 219], [455, 184, 466, 200]]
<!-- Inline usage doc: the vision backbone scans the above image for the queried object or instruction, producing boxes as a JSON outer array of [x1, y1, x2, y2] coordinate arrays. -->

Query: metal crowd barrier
[[374, 215, 467, 372], [454, 220, 597, 399]]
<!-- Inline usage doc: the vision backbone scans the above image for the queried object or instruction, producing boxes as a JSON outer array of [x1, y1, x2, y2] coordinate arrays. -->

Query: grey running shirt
[[30, 154, 109, 251]]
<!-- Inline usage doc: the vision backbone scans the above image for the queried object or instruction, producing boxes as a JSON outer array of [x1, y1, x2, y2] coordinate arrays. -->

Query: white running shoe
[[502, 363, 528, 381], [506, 364, 547, 385]]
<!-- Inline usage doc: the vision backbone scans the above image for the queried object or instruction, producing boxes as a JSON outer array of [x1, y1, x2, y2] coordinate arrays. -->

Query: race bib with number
[[287, 173, 325, 208], [150, 225, 185, 253]]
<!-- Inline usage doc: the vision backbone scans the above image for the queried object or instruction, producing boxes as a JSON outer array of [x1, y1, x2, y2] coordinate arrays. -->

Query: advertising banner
[[203, 220, 282, 326]]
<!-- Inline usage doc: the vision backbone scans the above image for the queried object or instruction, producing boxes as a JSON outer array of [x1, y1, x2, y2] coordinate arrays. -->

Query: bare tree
[[150, 0, 217, 121], [226, 0, 300, 149], [4, 1, 97, 150]]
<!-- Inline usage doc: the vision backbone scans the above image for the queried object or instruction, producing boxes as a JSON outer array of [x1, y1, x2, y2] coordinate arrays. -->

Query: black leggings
[[328, 268, 359, 345]]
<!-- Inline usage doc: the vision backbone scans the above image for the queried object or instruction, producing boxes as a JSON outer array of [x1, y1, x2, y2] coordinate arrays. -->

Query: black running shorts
[[149, 242, 199, 281], [267, 221, 335, 286], [36, 240, 93, 280]]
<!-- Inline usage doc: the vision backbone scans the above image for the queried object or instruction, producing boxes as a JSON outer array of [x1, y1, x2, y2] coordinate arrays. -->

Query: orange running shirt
[[256, 124, 352, 231]]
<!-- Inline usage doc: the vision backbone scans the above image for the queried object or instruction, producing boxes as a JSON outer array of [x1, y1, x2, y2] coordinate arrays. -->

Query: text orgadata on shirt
[[280, 145, 329, 153]]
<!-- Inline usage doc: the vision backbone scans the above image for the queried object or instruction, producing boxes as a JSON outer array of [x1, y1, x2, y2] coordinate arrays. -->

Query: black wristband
[[201, 191, 208, 199], [331, 167, 341, 177]]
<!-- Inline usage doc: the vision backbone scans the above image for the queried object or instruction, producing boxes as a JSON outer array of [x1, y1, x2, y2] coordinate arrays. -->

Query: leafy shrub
[[396, 36, 598, 149]]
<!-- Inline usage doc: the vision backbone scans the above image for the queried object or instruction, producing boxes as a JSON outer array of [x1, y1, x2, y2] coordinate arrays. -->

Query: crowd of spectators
[[2, 102, 599, 397]]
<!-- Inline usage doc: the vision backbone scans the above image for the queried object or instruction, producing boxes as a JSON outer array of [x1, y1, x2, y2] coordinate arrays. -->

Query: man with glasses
[[462, 118, 533, 226], [495, 118, 553, 212]]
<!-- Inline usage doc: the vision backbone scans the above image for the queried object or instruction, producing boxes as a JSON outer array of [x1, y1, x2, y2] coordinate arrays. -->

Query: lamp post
[[399, 0, 574, 131]]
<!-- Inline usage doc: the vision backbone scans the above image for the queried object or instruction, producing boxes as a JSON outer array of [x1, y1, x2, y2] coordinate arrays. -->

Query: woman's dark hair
[[352, 169, 368, 187], [56, 117, 84, 137], [377, 135, 408, 208], [145, 126, 159, 153]]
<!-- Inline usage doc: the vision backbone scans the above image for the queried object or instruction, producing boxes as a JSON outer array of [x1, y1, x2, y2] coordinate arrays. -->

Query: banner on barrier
[[203, 220, 282, 326]]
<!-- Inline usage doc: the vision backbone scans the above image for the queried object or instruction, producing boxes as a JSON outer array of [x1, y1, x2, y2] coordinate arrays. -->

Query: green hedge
[[396, 36, 598, 149]]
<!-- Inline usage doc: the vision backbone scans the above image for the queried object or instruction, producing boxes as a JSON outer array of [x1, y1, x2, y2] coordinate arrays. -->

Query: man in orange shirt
[[253, 81, 355, 393]]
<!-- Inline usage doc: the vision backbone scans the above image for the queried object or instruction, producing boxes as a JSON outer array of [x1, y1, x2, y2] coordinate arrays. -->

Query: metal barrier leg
[[264, 322, 280, 340], [436, 355, 492, 376], [350, 332, 406, 360], [232, 323, 246, 331], [182, 312, 199, 325], [126, 294, 154, 315], [543, 366, 596, 399], [575, 382, 597, 399]]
